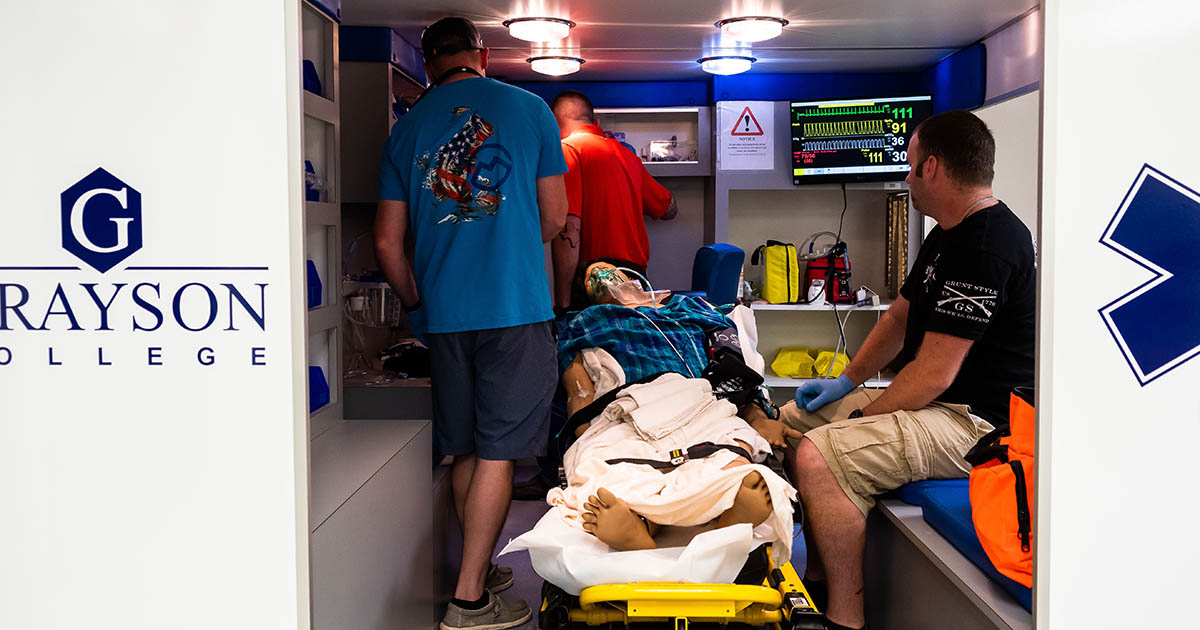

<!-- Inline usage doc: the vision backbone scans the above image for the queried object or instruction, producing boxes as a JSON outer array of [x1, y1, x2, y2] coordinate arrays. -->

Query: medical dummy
[[501, 264, 799, 591], [552, 264, 795, 552]]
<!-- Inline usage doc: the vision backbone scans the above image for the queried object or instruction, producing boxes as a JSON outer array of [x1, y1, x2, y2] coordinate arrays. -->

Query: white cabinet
[[303, 0, 343, 432], [594, 107, 713, 177]]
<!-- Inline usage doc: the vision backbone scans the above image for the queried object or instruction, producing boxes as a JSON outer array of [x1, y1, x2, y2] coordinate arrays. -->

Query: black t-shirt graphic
[[898, 201, 1036, 424]]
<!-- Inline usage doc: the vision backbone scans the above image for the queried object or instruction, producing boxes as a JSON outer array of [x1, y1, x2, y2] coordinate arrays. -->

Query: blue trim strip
[[510, 80, 712, 108], [713, 72, 922, 102]]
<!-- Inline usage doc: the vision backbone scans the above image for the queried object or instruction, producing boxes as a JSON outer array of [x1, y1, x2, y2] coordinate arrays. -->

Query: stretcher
[[537, 545, 824, 629]]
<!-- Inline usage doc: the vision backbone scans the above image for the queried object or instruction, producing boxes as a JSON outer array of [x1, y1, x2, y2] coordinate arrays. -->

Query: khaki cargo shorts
[[780, 388, 993, 515]]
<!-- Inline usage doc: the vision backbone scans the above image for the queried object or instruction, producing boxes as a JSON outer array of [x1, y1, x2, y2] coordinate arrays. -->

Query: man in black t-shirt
[[766, 110, 1035, 630]]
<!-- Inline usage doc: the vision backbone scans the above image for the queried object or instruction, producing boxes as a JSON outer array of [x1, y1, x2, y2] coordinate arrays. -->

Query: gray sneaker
[[440, 591, 531, 630], [484, 564, 514, 593]]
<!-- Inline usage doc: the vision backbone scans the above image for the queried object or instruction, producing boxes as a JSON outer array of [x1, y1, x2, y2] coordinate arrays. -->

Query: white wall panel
[[1039, 1, 1200, 627], [0, 1, 308, 628]]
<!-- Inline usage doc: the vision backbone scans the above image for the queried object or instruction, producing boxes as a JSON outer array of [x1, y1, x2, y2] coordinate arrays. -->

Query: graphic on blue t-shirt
[[416, 108, 513, 224]]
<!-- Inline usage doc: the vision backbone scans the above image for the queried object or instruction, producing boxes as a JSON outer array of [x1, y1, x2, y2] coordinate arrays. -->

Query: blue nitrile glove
[[795, 374, 854, 412]]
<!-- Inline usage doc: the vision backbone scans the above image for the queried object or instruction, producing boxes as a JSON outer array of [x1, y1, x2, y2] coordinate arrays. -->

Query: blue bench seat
[[892, 478, 969, 506], [920, 486, 1033, 611]]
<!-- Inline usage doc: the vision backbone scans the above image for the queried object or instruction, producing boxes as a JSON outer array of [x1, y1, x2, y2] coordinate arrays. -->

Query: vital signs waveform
[[802, 120, 887, 137], [794, 105, 890, 117], [802, 138, 887, 151]]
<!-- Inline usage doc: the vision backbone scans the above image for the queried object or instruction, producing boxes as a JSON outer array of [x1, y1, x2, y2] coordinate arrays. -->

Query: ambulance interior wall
[[729, 187, 890, 368], [973, 89, 1040, 233], [645, 176, 709, 291]]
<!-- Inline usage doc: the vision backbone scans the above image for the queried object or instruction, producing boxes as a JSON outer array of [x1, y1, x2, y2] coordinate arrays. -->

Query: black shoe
[[512, 476, 551, 501]]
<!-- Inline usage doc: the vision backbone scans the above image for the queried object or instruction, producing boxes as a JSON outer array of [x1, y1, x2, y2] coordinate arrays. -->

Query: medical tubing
[[627, 308, 697, 378], [796, 231, 839, 261]]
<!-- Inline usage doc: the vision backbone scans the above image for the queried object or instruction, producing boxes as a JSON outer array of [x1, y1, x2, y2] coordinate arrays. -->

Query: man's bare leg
[[452, 453, 477, 530], [453, 456, 514, 601], [791, 438, 866, 629], [784, 445, 826, 582], [582, 488, 657, 551]]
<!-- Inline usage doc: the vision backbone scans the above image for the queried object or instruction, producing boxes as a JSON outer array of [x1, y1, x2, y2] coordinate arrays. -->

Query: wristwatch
[[402, 298, 422, 313]]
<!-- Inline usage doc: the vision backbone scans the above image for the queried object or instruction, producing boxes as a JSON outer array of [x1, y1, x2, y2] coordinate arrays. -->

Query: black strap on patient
[[605, 441, 753, 469], [563, 371, 667, 440]]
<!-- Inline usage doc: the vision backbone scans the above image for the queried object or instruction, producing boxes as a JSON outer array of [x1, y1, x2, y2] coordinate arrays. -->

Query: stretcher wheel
[[788, 611, 827, 630], [538, 580, 578, 630]]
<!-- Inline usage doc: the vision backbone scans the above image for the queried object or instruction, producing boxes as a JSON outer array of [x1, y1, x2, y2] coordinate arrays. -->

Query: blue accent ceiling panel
[[920, 43, 987, 112], [307, 0, 341, 23], [510, 81, 712, 108], [340, 26, 427, 84], [713, 72, 922, 102]]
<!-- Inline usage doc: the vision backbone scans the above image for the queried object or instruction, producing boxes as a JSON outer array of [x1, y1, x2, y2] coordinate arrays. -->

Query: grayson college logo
[[61, 167, 143, 272], [1, 167, 271, 369]]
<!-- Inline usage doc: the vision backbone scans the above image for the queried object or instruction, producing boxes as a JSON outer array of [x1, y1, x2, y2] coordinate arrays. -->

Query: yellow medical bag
[[751, 240, 800, 304]]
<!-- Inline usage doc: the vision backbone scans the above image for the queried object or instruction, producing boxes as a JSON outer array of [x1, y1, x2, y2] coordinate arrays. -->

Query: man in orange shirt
[[550, 90, 678, 310]]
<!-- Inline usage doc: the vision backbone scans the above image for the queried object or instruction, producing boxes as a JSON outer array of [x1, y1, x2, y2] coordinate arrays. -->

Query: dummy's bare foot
[[716, 471, 774, 528], [582, 488, 656, 551]]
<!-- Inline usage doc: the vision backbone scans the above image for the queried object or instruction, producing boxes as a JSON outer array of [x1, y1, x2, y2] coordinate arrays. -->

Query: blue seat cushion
[[893, 478, 968, 506], [920, 486, 1033, 612]]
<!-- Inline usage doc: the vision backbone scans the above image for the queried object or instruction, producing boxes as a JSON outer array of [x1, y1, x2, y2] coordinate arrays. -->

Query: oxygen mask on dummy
[[583, 262, 671, 308]]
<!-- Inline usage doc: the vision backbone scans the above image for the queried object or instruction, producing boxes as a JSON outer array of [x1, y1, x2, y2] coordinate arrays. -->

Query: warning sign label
[[730, 106, 764, 136], [718, 101, 773, 170]]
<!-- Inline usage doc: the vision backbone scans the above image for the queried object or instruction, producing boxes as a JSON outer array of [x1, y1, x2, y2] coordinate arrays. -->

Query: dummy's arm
[[563, 354, 596, 433], [738, 402, 802, 450]]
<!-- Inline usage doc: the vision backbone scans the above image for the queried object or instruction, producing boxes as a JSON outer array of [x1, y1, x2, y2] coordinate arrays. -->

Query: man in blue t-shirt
[[374, 17, 568, 630]]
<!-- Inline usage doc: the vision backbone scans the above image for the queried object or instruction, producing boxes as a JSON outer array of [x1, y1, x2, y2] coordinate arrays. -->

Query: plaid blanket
[[557, 295, 732, 382]]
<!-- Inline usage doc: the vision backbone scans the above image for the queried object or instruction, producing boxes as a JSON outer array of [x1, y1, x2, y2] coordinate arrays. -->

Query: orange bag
[[963, 387, 1035, 588]]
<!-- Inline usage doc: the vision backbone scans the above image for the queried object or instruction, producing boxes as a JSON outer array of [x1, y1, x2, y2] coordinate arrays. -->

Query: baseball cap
[[421, 17, 485, 61]]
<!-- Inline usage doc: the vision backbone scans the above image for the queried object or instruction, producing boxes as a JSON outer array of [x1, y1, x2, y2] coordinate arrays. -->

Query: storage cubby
[[302, 0, 342, 423], [594, 107, 713, 177]]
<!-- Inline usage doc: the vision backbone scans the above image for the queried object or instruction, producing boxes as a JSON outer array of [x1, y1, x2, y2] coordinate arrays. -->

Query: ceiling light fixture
[[715, 16, 788, 43], [503, 16, 575, 43], [697, 55, 755, 75], [528, 55, 585, 76]]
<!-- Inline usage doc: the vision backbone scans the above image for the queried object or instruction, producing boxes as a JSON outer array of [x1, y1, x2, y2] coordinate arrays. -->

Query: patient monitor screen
[[790, 95, 932, 185]]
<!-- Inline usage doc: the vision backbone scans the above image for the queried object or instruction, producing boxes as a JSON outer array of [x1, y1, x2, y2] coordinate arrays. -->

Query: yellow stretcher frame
[[539, 547, 825, 629]]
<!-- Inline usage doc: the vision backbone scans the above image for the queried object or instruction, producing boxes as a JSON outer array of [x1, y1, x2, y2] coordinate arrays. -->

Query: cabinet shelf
[[305, 91, 340, 125], [752, 300, 892, 312], [764, 376, 894, 389]]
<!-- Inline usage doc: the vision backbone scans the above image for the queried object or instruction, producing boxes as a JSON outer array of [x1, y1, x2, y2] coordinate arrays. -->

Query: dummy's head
[[905, 110, 995, 216], [551, 90, 596, 139], [583, 262, 665, 307], [421, 17, 488, 80]]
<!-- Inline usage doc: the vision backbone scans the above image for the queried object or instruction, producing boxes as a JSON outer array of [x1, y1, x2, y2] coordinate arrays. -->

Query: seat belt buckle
[[669, 449, 686, 466]]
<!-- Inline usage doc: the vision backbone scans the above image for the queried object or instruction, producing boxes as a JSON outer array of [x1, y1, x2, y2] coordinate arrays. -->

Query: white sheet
[[501, 374, 797, 591], [728, 304, 766, 376], [501, 513, 762, 595]]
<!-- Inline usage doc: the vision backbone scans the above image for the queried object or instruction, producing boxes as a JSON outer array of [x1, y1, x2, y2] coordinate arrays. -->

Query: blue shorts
[[427, 320, 557, 461]]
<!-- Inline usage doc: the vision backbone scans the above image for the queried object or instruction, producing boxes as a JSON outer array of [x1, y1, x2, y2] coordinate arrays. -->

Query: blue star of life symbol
[[1099, 164, 1200, 386]]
